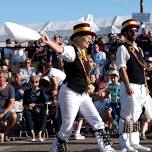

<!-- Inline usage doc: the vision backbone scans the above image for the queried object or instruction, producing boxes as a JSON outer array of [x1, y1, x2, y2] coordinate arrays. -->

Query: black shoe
[[140, 135, 146, 140]]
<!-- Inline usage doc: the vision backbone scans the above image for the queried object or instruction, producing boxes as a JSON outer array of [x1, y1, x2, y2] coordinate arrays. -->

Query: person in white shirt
[[19, 58, 36, 84], [116, 18, 151, 152], [40, 22, 117, 152], [48, 67, 66, 95]]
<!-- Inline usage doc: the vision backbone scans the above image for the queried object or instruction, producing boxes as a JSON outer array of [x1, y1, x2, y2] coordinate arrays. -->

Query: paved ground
[[0, 136, 152, 152]]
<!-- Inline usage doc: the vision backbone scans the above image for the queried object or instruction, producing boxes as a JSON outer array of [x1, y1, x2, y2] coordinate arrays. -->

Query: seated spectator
[[1, 57, 11, 68], [23, 75, 48, 142], [19, 58, 36, 84], [0, 64, 12, 82], [1, 57, 12, 79], [0, 70, 17, 141], [93, 71, 111, 123], [87, 56, 100, 85], [12, 73, 25, 112]]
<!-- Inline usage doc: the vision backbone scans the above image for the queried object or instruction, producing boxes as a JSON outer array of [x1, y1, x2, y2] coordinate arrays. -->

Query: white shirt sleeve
[[58, 45, 76, 62], [116, 45, 130, 70]]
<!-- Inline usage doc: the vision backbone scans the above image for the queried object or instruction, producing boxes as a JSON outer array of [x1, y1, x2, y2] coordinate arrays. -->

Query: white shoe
[[31, 138, 36, 142], [121, 147, 138, 152], [104, 145, 120, 152], [74, 133, 85, 140], [133, 144, 151, 151], [38, 138, 44, 142]]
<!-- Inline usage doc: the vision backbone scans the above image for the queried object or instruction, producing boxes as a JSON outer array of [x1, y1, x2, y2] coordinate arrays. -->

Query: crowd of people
[[0, 18, 152, 152]]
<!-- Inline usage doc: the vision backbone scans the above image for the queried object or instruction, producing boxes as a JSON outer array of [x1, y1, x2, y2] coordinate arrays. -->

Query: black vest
[[124, 43, 145, 84], [63, 46, 88, 94]]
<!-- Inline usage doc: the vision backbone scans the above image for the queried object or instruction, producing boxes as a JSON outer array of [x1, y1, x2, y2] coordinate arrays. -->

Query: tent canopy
[[0, 15, 152, 43]]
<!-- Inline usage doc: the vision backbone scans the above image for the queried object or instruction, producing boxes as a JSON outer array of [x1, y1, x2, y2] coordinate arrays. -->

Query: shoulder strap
[[127, 45, 151, 72]]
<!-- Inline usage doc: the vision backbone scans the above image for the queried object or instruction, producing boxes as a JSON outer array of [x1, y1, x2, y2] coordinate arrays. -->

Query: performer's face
[[127, 27, 138, 41], [79, 35, 92, 49]]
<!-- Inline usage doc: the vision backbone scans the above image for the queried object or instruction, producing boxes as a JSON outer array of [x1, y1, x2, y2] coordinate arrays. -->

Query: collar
[[126, 40, 138, 51], [73, 43, 88, 61], [126, 40, 137, 47]]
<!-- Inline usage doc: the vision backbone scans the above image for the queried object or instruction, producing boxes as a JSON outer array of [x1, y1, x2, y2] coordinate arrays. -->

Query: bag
[[144, 95, 152, 119], [15, 100, 23, 112]]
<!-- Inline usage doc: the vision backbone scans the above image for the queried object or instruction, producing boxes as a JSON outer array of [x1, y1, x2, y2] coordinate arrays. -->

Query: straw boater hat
[[147, 57, 152, 62], [121, 19, 140, 34], [70, 23, 96, 41]]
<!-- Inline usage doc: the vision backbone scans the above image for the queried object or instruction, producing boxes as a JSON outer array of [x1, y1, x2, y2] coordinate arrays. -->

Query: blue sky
[[0, 0, 151, 26]]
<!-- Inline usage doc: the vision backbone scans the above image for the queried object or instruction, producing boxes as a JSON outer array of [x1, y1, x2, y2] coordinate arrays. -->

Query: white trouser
[[119, 83, 146, 149], [58, 84, 105, 140], [50, 84, 105, 151]]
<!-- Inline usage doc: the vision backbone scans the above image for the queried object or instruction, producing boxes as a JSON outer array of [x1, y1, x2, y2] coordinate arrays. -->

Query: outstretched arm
[[40, 34, 64, 54]]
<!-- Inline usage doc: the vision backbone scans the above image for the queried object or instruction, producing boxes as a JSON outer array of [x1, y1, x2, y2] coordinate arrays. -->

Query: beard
[[127, 35, 136, 41]]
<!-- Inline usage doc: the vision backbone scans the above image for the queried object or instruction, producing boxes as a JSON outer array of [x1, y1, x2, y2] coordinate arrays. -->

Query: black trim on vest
[[124, 43, 145, 84], [63, 46, 88, 94]]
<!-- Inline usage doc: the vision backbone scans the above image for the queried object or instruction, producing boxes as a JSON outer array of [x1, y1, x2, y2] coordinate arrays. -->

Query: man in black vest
[[116, 19, 151, 152], [40, 23, 117, 152]]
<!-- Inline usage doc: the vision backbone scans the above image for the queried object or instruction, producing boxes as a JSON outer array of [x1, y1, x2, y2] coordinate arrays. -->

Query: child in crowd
[[105, 70, 120, 133]]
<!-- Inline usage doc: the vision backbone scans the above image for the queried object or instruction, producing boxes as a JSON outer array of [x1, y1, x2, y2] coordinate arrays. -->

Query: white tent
[[0, 15, 152, 44]]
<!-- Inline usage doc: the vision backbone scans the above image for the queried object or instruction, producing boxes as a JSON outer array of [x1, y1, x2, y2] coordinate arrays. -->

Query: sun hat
[[147, 57, 152, 62]]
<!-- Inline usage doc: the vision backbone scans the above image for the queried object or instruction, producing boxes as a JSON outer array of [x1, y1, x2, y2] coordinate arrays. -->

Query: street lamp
[[140, 0, 144, 13]]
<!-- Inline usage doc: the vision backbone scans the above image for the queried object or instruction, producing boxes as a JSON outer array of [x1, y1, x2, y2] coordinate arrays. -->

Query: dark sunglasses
[[31, 80, 39, 84]]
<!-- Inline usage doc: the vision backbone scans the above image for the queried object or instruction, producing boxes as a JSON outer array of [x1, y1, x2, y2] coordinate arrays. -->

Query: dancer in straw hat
[[116, 18, 151, 152], [40, 22, 118, 152]]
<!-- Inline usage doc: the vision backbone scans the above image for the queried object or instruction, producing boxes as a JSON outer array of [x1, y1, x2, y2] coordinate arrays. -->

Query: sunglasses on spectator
[[31, 80, 39, 84]]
